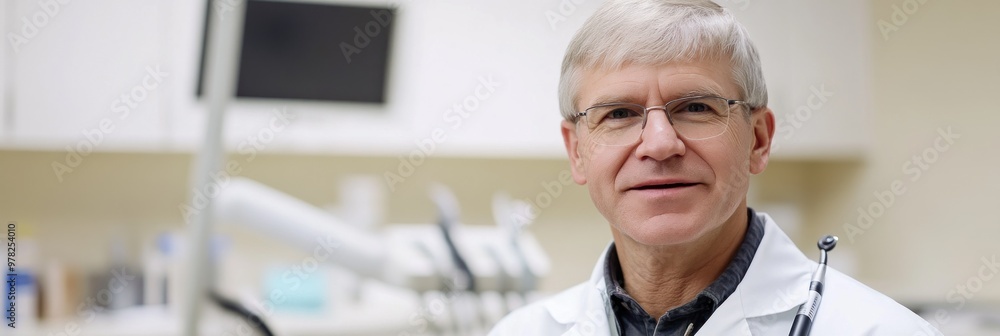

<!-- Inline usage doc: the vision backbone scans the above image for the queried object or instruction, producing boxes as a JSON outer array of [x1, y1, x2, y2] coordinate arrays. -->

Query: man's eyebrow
[[588, 88, 729, 107], [589, 94, 644, 106], [674, 88, 726, 99]]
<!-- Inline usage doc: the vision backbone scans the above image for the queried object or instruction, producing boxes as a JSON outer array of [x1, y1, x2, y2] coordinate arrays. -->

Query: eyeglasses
[[572, 95, 747, 146]]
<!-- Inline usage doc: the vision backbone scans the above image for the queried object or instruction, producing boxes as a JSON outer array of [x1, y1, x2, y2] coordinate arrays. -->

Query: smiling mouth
[[632, 182, 699, 190]]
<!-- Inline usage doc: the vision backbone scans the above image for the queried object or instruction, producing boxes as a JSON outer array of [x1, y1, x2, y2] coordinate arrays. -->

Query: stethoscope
[[788, 235, 838, 336]]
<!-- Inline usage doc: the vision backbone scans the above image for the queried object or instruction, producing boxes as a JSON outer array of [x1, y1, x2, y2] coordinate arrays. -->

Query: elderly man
[[491, 0, 941, 335]]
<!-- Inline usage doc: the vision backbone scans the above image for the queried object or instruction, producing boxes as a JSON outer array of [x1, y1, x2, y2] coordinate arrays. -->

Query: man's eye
[[683, 102, 711, 113], [607, 108, 639, 119]]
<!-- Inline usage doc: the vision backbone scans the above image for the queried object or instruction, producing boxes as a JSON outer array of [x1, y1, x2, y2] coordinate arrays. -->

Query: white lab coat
[[490, 212, 942, 335]]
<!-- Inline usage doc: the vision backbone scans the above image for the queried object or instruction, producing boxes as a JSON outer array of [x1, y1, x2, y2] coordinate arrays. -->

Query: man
[[490, 0, 941, 335]]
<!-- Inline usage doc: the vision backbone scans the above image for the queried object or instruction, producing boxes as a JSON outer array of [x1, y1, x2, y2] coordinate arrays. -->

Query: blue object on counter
[[262, 267, 327, 313]]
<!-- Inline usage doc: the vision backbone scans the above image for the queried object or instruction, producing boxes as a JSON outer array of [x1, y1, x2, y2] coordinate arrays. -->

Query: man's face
[[561, 60, 775, 247]]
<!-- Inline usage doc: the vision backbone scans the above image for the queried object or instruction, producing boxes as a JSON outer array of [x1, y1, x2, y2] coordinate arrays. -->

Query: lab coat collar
[[732, 213, 813, 317], [544, 212, 814, 335], [696, 212, 814, 334]]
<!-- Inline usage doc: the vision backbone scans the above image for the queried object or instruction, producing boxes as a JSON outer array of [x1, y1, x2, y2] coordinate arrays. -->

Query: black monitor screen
[[198, 0, 395, 103]]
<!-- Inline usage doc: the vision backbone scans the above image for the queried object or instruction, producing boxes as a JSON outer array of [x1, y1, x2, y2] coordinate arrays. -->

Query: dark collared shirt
[[604, 208, 766, 336]]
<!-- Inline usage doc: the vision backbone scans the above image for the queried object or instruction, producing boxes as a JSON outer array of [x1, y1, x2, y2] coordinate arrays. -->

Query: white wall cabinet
[[4, 0, 870, 160], [731, 0, 873, 160], [6, 0, 170, 151]]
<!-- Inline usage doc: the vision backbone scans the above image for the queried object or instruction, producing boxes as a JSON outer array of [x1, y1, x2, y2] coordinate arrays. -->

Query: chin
[[618, 212, 714, 247]]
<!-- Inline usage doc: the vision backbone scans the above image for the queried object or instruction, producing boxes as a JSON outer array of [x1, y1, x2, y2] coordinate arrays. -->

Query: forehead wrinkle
[[581, 77, 649, 107], [655, 59, 740, 99]]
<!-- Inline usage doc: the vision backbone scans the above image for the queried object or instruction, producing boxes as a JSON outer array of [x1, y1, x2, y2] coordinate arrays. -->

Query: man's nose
[[634, 108, 686, 161]]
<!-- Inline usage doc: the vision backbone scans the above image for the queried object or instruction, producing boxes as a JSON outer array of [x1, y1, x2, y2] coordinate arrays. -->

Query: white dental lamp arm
[[216, 178, 388, 279], [214, 177, 549, 296]]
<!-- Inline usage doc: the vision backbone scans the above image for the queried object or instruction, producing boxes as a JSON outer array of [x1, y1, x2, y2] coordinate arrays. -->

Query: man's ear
[[561, 120, 588, 184], [749, 108, 775, 175]]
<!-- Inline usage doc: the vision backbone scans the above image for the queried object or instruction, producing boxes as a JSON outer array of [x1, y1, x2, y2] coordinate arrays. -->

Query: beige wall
[[804, 0, 1000, 305]]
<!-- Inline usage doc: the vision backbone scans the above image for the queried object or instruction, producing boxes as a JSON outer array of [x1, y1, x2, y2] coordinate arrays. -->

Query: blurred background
[[1, 0, 999, 335]]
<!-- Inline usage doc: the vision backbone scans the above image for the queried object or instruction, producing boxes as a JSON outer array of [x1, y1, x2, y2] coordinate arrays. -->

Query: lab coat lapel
[[545, 243, 617, 336], [698, 213, 813, 335], [558, 286, 616, 336]]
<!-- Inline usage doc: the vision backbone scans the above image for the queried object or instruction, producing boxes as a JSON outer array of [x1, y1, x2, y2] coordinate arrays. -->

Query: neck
[[611, 207, 748, 318]]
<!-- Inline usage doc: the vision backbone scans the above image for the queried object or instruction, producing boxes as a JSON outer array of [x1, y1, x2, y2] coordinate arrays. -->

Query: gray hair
[[559, 0, 768, 121]]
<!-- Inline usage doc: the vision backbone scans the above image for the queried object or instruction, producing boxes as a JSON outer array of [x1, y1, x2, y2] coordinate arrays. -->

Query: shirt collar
[[602, 207, 766, 320]]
